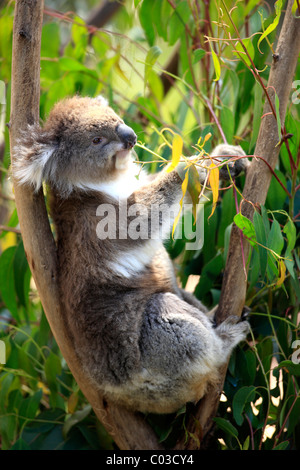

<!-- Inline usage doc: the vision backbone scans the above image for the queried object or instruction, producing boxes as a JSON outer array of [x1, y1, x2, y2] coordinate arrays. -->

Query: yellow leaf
[[37, 381, 50, 395], [276, 259, 286, 287], [208, 162, 219, 219], [203, 132, 212, 145], [1, 232, 17, 251], [210, 46, 221, 82], [172, 170, 189, 239], [166, 134, 183, 173], [67, 392, 79, 414]]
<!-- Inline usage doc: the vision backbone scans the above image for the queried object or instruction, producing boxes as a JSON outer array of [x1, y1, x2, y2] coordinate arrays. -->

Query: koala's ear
[[13, 126, 56, 191], [95, 95, 109, 107]]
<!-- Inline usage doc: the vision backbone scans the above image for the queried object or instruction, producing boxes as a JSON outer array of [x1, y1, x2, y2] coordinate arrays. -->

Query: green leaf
[[283, 219, 296, 281], [275, 360, 300, 377], [260, 205, 270, 236], [292, 0, 300, 14], [243, 435, 250, 450], [44, 352, 62, 389], [41, 23, 60, 59], [144, 45, 162, 94], [148, 70, 163, 101], [266, 170, 288, 210], [0, 246, 19, 321], [220, 105, 234, 144], [268, 219, 284, 255], [253, 210, 268, 278], [62, 404, 92, 439], [283, 219, 296, 252], [210, 46, 221, 82], [59, 57, 98, 79], [234, 39, 254, 68], [153, 0, 172, 41], [13, 241, 31, 308], [248, 244, 260, 290], [139, 0, 155, 46], [193, 48, 206, 63], [234, 213, 257, 246], [273, 441, 290, 450], [214, 417, 238, 438], [194, 254, 224, 298], [10, 438, 31, 450], [257, 0, 283, 53], [19, 389, 43, 425], [168, 2, 190, 46], [233, 386, 256, 426]]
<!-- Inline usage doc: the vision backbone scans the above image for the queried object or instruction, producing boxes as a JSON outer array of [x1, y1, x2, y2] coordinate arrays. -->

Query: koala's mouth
[[115, 148, 132, 171]]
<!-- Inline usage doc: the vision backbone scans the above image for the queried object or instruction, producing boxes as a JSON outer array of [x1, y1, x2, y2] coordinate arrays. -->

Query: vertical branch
[[216, 0, 300, 322], [9, 0, 161, 451], [175, 0, 300, 449]]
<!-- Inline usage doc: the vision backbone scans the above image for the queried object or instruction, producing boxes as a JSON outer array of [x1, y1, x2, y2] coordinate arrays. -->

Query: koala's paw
[[211, 144, 250, 181], [215, 314, 250, 345]]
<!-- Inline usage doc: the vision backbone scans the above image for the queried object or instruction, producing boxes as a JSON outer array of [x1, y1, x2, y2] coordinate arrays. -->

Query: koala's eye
[[92, 137, 103, 145]]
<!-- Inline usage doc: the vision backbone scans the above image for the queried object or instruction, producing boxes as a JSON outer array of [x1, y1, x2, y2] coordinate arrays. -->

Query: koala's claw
[[241, 306, 251, 321], [219, 158, 250, 181], [211, 144, 250, 181]]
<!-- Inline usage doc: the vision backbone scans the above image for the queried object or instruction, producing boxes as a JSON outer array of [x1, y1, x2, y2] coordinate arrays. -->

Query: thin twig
[[0, 225, 21, 234]]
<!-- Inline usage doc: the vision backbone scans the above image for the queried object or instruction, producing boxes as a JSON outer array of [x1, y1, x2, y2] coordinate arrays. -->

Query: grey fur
[[13, 96, 250, 414]]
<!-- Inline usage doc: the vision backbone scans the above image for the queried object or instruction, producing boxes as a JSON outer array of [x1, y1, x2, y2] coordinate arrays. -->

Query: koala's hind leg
[[135, 292, 249, 413]]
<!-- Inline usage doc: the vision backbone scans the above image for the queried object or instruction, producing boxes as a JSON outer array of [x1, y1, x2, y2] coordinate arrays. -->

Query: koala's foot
[[215, 314, 250, 347], [219, 158, 250, 180], [241, 306, 251, 321]]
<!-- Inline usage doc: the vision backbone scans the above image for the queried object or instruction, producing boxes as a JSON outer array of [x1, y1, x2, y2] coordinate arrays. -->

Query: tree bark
[[216, 0, 300, 323], [9, 0, 162, 451], [177, 0, 300, 449]]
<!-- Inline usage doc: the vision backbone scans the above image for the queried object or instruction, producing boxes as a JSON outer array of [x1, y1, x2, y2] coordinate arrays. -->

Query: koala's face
[[14, 96, 137, 195]]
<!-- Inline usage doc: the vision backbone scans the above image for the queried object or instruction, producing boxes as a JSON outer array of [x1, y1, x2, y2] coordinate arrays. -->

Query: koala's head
[[13, 95, 137, 195]]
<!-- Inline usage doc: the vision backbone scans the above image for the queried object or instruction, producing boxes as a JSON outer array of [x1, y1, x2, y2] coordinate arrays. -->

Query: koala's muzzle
[[117, 123, 137, 149]]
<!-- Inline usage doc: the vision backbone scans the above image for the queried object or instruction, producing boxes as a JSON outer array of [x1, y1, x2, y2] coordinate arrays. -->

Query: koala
[[13, 95, 250, 414]]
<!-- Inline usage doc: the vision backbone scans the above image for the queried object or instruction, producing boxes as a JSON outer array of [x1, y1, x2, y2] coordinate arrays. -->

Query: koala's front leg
[[126, 144, 249, 238], [132, 144, 249, 204]]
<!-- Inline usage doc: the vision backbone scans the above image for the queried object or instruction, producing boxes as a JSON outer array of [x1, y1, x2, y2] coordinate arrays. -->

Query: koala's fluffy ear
[[13, 125, 56, 191], [95, 95, 109, 107]]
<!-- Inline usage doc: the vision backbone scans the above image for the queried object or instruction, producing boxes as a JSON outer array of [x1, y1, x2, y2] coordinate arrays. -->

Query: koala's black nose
[[117, 123, 137, 149]]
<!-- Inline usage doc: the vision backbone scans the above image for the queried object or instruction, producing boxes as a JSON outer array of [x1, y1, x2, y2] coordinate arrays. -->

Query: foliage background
[[0, 0, 299, 450]]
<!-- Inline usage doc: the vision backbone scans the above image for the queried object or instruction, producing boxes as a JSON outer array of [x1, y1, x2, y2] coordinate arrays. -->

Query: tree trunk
[[9, 0, 300, 451], [177, 0, 300, 449], [9, 0, 162, 451]]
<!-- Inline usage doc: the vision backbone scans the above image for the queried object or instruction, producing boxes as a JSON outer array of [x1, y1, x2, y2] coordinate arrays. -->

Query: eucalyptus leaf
[[233, 386, 256, 426], [62, 404, 92, 439], [253, 210, 268, 278], [214, 417, 238, 438]]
